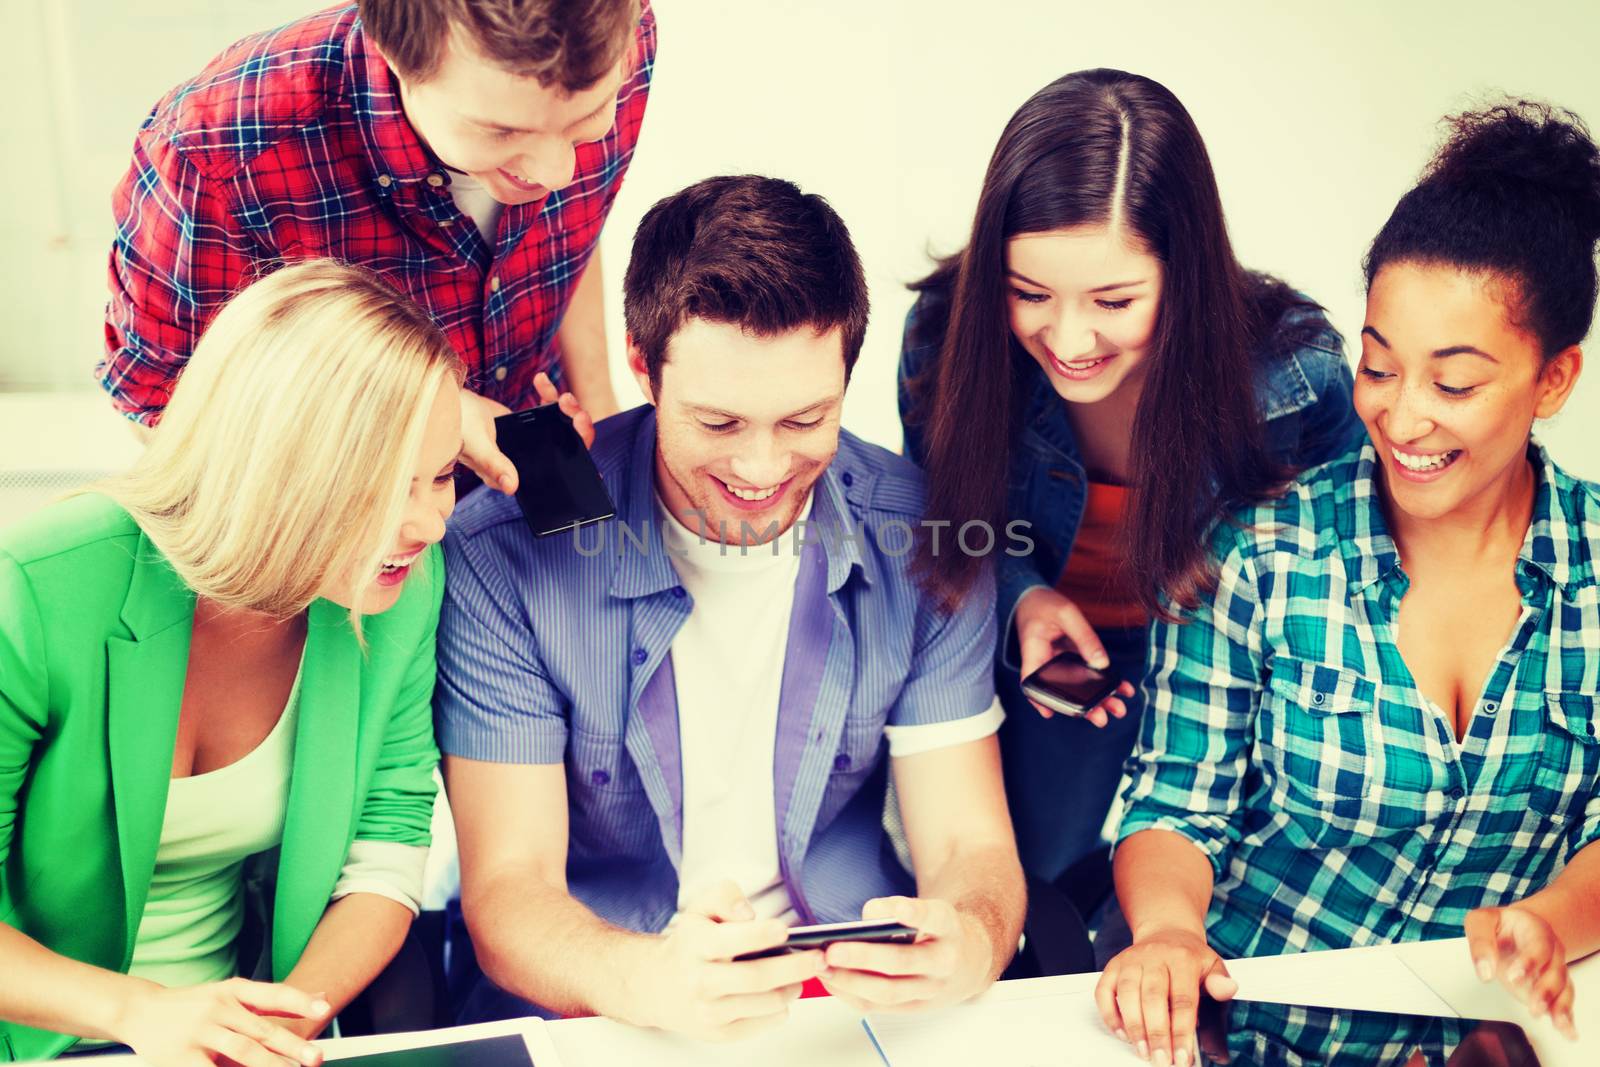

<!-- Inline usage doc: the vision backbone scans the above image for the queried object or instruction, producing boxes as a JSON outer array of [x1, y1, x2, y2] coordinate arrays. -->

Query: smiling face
[[1357, 262, 1583, 524], [1004, 224, 1164, 406], [632, 318, 846, 546], [390, 26, 624, 205], [318, 376, 464, 614]]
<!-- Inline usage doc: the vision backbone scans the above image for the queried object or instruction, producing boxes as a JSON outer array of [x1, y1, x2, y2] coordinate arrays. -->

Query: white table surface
[[54, 941, 1599, 1067]]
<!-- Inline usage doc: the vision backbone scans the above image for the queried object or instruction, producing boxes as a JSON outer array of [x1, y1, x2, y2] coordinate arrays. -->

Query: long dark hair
[[908, 68, 1305, 616]]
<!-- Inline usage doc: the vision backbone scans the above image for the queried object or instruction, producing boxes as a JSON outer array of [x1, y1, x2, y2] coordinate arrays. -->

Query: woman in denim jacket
[[899, 69, 1362, 889]]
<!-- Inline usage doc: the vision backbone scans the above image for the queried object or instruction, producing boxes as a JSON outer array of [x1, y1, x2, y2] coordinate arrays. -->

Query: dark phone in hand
[[494, 406, 615, 538], [1020, 650, 1121, 715], [733, 920, 919, 962]]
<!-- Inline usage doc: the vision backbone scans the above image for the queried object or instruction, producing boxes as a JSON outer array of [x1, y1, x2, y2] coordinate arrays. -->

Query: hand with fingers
[[1095, 927, 1237, 1067], [111, 977, 330, 1067], [1014, 587, 1135, 727], [819, 897, 993, 1015], [459, 373, 597, 495], [1465, 905, 1578, 1040], [631, 881, 823, 1042]]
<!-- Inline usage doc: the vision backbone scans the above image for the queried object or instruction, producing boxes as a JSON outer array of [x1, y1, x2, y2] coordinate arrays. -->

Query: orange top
[[1054, 480, 1148, 632]]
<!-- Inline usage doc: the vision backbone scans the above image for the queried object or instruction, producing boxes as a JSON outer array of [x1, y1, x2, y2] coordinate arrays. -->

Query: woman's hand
[[112, 977, 331, 1067], [1466, 905, 1578, 1040], [1095, 928, 1237, 1067], [1014, 586, 1135, 727]]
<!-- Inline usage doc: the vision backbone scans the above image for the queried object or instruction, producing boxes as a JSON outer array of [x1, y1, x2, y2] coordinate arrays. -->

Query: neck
[[1384, 453, 1537, 569], [193, 597, 307, 647]]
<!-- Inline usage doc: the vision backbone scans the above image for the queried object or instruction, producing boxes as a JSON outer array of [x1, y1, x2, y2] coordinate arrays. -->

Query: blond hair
[[96, 260, 464, 634]]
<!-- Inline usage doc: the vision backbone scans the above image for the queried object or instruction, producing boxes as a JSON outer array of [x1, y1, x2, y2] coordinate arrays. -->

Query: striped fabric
[[433, 405, 999, 934], [99, 2, 655, 424], [1118, 440, 1600, 970]]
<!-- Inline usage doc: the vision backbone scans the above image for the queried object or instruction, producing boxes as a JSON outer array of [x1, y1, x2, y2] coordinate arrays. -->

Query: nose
[[1384, 379, 1437, 444], [513, 137, 578, 192], [400, 488, 450, 547], [1049, 305, 1098, 360], [728, 432, 790, 489]]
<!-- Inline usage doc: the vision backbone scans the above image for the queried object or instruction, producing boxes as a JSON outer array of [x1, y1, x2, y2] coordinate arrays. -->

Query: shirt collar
[[1340, 438, 1586, 598], [346, 18, 441, 188]]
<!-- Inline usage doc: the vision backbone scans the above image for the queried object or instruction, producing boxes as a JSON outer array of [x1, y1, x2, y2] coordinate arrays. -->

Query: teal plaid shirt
[[1118, 440, 1600, 966]]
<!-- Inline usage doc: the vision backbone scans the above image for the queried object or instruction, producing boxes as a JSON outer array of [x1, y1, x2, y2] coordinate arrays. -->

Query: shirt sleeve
[[887, 558, 999, 729], [353, 547, 444, 849], [100, 124, 263, 425], [1114, 533, 1264, 876], [885, 697, 1004, 757], [331, 840, 428, 916], [433, 531, 570, 764], [0, 551, 47, 873]]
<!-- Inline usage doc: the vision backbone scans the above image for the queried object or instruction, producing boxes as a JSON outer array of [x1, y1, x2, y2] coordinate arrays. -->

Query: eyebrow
[[468, 96, 614, 137], [1362, 326, 1499, 363], [688, 399, 837, 421], [1006, 270, 1147, 294]]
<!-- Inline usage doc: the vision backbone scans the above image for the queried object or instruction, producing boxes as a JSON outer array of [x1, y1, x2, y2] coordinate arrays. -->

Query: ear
[[1534, 345, 1583, 420], [625, 334, 656, 406]]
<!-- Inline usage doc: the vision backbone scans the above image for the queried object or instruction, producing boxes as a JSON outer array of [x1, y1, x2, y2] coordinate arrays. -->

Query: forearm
[[1114, 829, 1216, 941], [281, 893, 412, 1036], [464, 867, 658, 1022], [555, 250, 616, 418], [1511, 839, 1600, 962], [917, 841, 1026, 982], [0, 920, 154, 1042]]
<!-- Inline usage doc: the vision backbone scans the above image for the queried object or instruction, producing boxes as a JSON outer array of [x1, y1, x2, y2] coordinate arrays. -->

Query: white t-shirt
[[659, 493, 1004, 925], [447, 169, 505, 245]]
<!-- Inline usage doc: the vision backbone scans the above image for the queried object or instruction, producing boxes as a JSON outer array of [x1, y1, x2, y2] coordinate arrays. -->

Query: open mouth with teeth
[[1390, 446, 1463, 479], [713, 475, 789, 511], [497, 168, 548, 194], [376, 551, 422, 586]]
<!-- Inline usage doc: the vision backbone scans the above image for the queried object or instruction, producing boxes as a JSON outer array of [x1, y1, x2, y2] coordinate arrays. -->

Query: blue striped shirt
[[434, 405, 998, 936]]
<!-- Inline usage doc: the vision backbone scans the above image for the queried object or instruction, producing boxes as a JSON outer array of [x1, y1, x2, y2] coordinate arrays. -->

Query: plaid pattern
[[1118, 440, 1600, 969], [99, 2, 655, 425]]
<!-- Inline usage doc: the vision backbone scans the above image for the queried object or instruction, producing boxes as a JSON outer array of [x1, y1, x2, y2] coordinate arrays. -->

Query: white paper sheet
[[865, 988, 1144, 1067]]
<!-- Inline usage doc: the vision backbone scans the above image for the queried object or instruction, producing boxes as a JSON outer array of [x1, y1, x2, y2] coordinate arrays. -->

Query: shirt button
[[1483, 700, 1498, 715], [426, 172, 446, 188], [841, 471, 854, 487], [833, 753, 851, 772], [489, 275, 502, 293], [494, 366, 508, 382], [591, 769, 610, 786], [672, 586, 686, 598], [1311, 692, 1326, 706], [632, 648, 648, 666], [1447, 786, 1465, 801], [376, 174, 393, 188]]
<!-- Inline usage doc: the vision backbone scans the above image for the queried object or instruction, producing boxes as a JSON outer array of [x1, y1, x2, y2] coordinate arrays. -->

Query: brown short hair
[[623, 175, 870, 390], [360, 0, 639, 92]]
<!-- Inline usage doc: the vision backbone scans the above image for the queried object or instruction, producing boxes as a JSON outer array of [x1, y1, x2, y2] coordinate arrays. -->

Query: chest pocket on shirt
[[1530, 693, 1600, 821], [1259, 658, 1386, 842], [569, 727, 646, 794]]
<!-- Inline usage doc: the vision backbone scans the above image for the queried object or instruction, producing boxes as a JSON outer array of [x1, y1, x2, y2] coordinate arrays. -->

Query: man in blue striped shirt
[[434, 176, 1025, 1037]]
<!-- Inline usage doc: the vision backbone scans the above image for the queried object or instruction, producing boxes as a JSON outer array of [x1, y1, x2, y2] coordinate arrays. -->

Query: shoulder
[[1250, 295, 1350, 420], [1212, 444, 1363, 571], [1541, 451, 1600, 588], [143, 6, 357, 181], [0, 493, 141, 572], [899, 281, 953, 376], [834, 430, 928, 522]]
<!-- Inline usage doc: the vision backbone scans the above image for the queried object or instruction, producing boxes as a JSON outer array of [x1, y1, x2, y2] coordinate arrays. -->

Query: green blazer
[[0, 494, 442, 1063]]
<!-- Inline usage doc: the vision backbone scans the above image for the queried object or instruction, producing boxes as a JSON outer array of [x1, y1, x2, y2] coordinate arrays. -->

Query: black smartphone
[[494, 406, 615, 538], [733, 919, 918, 961], [1020, 649, 1121, 716], [330, 1033, 535, 1066]]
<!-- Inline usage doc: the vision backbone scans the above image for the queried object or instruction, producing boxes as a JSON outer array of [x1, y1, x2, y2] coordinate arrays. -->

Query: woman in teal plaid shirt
[[1098, 101, 1600, 1066]]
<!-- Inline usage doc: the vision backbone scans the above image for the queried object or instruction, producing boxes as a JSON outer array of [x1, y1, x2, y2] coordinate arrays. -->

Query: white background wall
[[3, 0, 1599, 520]]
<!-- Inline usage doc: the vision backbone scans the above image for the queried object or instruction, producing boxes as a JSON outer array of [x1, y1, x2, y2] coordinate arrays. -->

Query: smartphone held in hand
[[733, 919, 918, 961], [495, 406, 616, 537], [1021, 650, 1121, 716]]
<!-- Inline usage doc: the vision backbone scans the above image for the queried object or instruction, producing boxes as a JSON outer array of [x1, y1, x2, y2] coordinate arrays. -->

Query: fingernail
[[1476, 959, 1494, 982], [1507, 965, 1525, 984], [312, 999, 332, 1016], [1177, 1049, 1191, 1067], [1116, 1029, 1128, 1042], [1154, 1048, 1170, 1067], [1138, 1040, 1150, 1060], [1092, 655, 1110, 669]]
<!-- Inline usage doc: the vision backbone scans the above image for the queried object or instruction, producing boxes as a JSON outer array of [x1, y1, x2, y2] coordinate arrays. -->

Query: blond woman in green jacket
[[0, 261, 467, 1065]]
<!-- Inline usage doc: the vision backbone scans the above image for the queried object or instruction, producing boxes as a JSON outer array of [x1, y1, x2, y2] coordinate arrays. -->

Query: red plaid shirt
[[100, 2, 655, 425]]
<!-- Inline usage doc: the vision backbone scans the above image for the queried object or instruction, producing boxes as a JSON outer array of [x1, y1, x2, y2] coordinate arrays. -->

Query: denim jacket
[[897, 287, 1363, 669]]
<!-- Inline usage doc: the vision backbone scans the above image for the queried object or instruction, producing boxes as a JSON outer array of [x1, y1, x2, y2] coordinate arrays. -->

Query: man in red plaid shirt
[[100, 0, 656, 493]]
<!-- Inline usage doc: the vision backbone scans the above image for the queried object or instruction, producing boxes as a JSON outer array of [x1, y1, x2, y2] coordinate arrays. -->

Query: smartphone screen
[[1021, 651, 1120, 715], [494, 407, 616, 538]]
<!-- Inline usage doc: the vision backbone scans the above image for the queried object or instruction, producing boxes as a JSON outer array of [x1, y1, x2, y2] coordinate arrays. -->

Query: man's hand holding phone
[[459, 372, 596, 495], [818, 896, 993, 1014], [626, 882, 822, 1042], [1015, 587, 1135, 727]]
